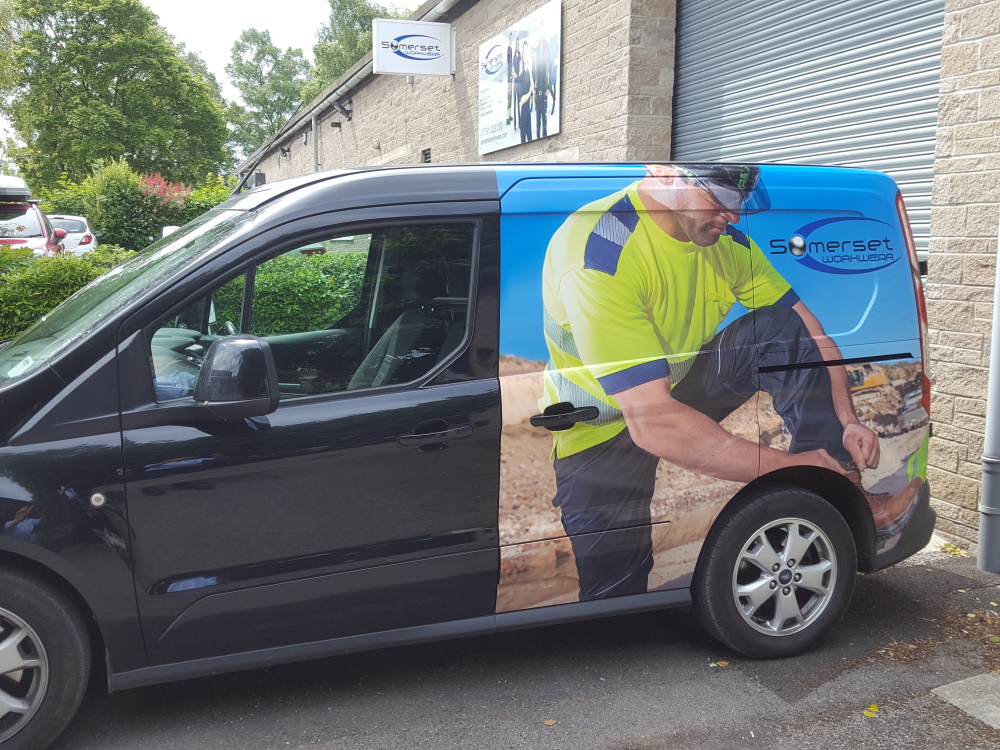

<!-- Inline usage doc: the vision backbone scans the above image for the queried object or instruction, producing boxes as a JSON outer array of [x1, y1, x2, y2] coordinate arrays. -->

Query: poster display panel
[[478, 0, 561, 155]]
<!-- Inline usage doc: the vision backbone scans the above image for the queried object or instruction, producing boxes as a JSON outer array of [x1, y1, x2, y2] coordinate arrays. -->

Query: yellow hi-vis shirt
[[541, 181, 796, 459]]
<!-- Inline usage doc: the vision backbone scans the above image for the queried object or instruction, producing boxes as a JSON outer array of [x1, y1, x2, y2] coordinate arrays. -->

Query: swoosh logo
[[792, 216, 902, 275], [391, 34, 444, 61], [483, 44, 504, 74]]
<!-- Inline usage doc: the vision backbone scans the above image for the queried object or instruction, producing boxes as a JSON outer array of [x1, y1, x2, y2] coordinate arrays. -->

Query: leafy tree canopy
[[0, 139, 16, 176], [179, 45, 227, 107], [225, 28, 310, 158], [0, 0, 231, 189], [0, 0, 18, 90], [301, 0, 408, 104]]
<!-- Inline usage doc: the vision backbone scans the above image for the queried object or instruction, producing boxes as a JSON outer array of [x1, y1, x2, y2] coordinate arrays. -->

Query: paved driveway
[[53, 546, 1000, 750]]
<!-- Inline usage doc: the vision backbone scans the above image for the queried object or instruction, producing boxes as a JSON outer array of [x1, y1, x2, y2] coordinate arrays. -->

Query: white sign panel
[[373, 19, 455, 76], [478, 0, 561, 155]]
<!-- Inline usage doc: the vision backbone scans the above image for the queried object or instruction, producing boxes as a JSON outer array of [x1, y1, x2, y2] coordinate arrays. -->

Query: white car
[[48, 214, 99, 255]]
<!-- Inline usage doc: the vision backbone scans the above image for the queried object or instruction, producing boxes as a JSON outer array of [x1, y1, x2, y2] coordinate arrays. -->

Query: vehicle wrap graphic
[[495, 164, 928, 614]]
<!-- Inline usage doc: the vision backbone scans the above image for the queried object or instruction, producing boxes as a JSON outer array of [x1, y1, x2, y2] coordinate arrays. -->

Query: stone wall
[[625, 1, 676, 162], [256, 0, 676, 181], [928, 0, 1000, 550]]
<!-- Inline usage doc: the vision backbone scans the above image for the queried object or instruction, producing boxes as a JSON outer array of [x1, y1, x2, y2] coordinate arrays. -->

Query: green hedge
[[218, 251, 368, 337], [0, 246, 135, 339], [1, 248, 367, 342], [39, 162, 234, 252]]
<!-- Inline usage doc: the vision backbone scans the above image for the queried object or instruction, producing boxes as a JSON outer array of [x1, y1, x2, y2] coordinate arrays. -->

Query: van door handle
[[529, 404, 600, 431], [398, 423, 474, 446]]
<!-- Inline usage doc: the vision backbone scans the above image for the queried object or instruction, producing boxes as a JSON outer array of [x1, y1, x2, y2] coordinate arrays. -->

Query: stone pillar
[[625, 0, 676, 162], [928, 0, 1000, 551]]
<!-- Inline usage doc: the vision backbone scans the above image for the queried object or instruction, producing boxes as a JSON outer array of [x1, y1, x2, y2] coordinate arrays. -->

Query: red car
[[0, 176, 66, 257]]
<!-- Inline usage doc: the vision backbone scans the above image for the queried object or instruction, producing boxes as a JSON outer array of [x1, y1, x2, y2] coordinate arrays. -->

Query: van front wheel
[[0, 569, 90, 749], [693, 487, 857, 658]]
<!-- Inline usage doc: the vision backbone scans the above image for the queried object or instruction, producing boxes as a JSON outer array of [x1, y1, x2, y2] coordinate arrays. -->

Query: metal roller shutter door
[[671, 0, 945, 261]]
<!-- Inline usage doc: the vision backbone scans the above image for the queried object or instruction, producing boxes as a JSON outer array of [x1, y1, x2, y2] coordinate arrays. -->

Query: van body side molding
[[108, 588, 691, 692], [758, 352, 913, 374]]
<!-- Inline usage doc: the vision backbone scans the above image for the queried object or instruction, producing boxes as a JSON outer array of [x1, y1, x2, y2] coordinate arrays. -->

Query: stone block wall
[[625, 0, 676, 162], [928, 0, 1000, 550], [257, 0, 676, 182]]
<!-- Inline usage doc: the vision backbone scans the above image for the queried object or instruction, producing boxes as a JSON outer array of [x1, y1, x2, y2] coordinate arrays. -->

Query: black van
[[0, 164, 934, 749]]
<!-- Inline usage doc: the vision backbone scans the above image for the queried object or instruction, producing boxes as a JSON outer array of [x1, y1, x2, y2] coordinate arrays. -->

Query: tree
[[0, 0, 19, 91], [302, 0, 409, 104], [0, 0, 230, 188], [180, 46, 227, 107], [0, 138, 16, 176], [225, 28, 310, 158]]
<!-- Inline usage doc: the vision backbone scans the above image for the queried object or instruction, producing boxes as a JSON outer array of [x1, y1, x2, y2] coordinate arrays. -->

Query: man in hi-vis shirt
[[541, 164, 922, 601]]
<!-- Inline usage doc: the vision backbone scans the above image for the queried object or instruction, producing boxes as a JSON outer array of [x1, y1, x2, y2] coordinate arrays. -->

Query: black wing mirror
[[193, 335, 279, 419]]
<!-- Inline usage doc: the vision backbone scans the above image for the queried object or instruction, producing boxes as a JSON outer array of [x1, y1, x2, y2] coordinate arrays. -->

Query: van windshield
[[0, 209, 255, 386]]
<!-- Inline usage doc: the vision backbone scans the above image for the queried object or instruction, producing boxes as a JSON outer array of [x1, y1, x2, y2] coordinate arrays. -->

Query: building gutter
[[979, 215, 1000, 572], [233, 0, 465, 192]]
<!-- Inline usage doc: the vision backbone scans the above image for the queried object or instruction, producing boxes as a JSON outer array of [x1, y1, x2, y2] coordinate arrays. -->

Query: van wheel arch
[[711, 467, 877, 572], [691, 484, 857, 657], [0, 550, 107, 686]]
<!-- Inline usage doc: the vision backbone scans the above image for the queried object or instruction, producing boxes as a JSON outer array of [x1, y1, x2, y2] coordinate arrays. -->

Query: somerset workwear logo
[[768, 217, 903, 274], [481, 44, 505, 75], [382, 34, 445, 61]]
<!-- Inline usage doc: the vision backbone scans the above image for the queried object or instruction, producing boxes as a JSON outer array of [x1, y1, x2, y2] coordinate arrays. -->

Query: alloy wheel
[[731, 517, 838, 636], [0, 607, 49, 743]]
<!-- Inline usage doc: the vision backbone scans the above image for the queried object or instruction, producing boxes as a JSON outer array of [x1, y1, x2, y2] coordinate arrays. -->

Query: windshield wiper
[[0, 338, 11, 352]]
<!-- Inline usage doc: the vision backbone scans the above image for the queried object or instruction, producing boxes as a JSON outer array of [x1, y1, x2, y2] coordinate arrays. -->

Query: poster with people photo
[[478, 0, 561, 155]]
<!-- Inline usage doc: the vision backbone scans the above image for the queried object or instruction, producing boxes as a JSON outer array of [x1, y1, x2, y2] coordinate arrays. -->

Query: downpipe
[[312, 113, 318, 172], [979, 216, 1000, 572]]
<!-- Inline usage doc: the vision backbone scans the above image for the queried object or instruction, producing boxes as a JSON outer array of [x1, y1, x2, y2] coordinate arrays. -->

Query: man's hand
[[842, 421, 880, 471]]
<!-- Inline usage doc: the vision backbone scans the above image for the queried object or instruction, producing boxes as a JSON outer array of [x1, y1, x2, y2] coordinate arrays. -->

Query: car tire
[[0, 569, 90, 749], [692, 486, 857, 658]]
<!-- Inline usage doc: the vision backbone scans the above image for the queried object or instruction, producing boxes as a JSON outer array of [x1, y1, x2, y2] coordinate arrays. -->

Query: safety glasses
[[684, 174, 745, 214]]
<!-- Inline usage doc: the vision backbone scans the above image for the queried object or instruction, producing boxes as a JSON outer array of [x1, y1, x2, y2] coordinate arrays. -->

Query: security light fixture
[[331, 99, 353, 121], [280, 147, 291, 158]]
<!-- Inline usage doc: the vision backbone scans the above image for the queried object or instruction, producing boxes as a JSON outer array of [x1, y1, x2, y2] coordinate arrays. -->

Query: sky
[[143, 0, 334, 103], [1, 1, 408, 147], [1, 0, 332, 143]]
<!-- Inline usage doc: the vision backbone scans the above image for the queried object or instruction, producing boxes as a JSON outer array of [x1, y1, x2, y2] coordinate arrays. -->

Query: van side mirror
[[193, 336, 279, 419], [53, 228, 68, 239]]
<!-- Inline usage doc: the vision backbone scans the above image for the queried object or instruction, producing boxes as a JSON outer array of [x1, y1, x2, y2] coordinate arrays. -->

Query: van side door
[[119, 207, 500, 665], [495, 173, 760, 612]]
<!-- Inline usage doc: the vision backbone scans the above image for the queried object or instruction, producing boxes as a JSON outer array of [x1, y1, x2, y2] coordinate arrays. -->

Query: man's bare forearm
[[826, 364, 862, 428], [617, 382, 844, 482], [791, 301, 860, 429]]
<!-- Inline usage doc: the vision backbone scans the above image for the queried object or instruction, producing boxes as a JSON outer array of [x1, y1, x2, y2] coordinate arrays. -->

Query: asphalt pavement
[[52, 540, 1000, 750]]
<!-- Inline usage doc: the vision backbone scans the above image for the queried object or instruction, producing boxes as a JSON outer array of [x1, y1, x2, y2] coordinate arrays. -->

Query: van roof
[[223, 161, 877, 217]]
